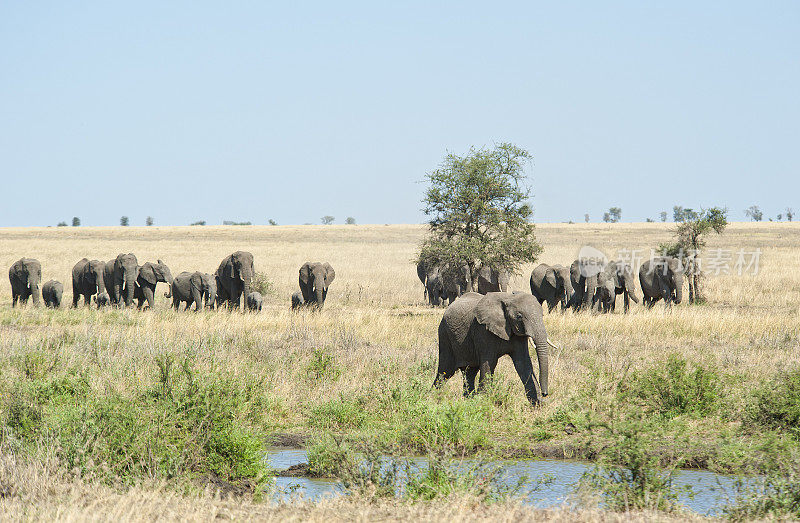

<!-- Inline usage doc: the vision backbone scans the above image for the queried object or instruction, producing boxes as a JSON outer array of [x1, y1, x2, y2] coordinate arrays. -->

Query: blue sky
[[1, 2, 798, 226]]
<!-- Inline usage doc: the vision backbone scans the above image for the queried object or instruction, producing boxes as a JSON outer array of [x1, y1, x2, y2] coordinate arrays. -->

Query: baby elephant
[[291, 291, 305, 310], [42, 280, 63, 308], [246, 291, 263, 312]]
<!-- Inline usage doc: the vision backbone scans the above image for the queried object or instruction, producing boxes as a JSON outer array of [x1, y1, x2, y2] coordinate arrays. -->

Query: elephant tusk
[[546, 338, 561, 352]]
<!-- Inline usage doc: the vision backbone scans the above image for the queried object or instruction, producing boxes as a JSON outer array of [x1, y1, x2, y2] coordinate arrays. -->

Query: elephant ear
[[545, 268, 558, 289], [475, 294, 510, 341], [299, 263, 311, 285], [323, 263, 335, 286], [139, 264, 157, 285]]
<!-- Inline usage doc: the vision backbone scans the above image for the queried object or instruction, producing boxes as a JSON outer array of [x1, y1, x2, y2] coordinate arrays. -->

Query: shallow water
[[266, 448, 747, 515]]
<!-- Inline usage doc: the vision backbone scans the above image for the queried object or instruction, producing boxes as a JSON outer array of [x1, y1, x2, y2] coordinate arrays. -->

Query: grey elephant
[[569, 258, 605, 311], [170, 271, 217, 311], [215, 251, 254, 309], [418, 262, 445, 306], [476, 266, 510, 294], [442, 264, 472, 304], [246, 291, 263, 311], [42, 280, 63, 308], [530, 263, 574, 312], [109, 253, 139, 307], [9, 258, 42, 307], [433, 292, 552, 406], [639, 257, 683, 308], [72, 258, 108, 307], [595, 260, 640, 313], [299, 261, 335, 309], [130, 260, 174, 309], [291, 291, 305, 310]]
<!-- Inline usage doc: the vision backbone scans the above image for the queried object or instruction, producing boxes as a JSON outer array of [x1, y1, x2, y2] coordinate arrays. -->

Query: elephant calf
[[291, 291, 305, 310], [639, 257, 684, 308], [42, 280, 63, 308], [169, 271, 217, 311], [246, 291, 263, 312], [434, 292, 552, 406]]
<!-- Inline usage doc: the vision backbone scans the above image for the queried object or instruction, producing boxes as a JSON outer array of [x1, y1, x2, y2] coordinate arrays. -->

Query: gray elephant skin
[[215, 251, 254, 309], [530, 263, 574, 312], [417, 260, 471, 306], [299, 261, 335, 309], [639, 257, 683, 308], [434, 292, 549, 406], [107, 253, 139, 307], [9, 258, 42, 307], [246, 291, 263, 311], [42, 280, 63, 308], [477, 266, 509, 294], [131, 260, 174, 309], [291, 291, 304, 310], [570, 259, 603, 311], [595, 260, 640, 313], [170, 271, 216, 311], [72, 258, 107, 307]]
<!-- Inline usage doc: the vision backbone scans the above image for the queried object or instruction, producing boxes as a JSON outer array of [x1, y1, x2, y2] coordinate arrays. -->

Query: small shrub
[[310, 395, 367, 430], [251, 272, 275, 297], [305, 348, 341, 382], [307, 435, 357, 477], [723, 468, 800, 521], [621, 355, 720, 418], [749, 369, 800, 438]]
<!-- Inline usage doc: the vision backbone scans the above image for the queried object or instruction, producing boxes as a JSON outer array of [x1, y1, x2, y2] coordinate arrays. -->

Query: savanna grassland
[[1, 223, 799, 520]]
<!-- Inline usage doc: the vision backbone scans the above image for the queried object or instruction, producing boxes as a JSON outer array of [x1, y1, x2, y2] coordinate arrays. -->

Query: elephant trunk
[[164, 282, 172, 299], [314, 284, 324, 307], [30, 279, 40, 306], [531, 327, 549, 398], [673, 277, 683, 304]]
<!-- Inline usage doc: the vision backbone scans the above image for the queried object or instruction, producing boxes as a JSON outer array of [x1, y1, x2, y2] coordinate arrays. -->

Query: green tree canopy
[[417, 143, 541, 286]]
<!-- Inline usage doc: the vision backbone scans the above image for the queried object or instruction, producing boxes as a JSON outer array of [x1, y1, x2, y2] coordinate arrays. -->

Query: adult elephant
[[299, 261, 336, 309], [569, 259, 605, 311], [72, 258, 107, 307], [418, 262, 445, 306], [111, 253, 139, 307], [215, 251, 254, 309], [639, 257, 683, 308], [9, 258, 42, 307], [131, 260, 173, 309], [169, 271, 217, 311], [530, 263, 574, 312], [597, 260, 640, 313], [433, 292, 552, 406], [477, 266, 510, 294], [442, 265, 471, 304]]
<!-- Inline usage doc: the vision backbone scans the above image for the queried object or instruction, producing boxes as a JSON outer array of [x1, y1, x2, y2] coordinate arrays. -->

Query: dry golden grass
[[0, 223, 798, 519]]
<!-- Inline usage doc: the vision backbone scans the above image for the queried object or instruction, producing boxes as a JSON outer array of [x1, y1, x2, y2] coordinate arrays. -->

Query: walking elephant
[[246, 291, 263, 311], [530, 263, 574, 312], [418, 262, 445, 306], [639, 257, 683, 308], [110, 253, 139, 307], [477, 266, 510, 294], [9, 258, 42, 307], [170, 271, 216, 311], [131, 260, 173, 309], [596, 260, 640, 313], [72, 258, 107, 307], [593, 269, 618, 313], [442, 265, 471, 303], [569, 258, 605, 311], [299, 261, 335, 309], [215, 251, 254, 309], [433, 292, 553, 406], [42, 280, 63, 308]]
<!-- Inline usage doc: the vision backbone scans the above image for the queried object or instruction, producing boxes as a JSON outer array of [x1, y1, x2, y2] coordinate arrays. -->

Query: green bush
[[749, 369, 800, 438], [251, 271, 275, 297], [309, 395, 367, 430], [305, 348, 341, 382], [622, 355, 720, 418], [723, 469, 800, 521]]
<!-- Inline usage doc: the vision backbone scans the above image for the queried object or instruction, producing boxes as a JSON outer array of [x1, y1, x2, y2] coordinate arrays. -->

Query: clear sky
[[1, 2, 798, 226]]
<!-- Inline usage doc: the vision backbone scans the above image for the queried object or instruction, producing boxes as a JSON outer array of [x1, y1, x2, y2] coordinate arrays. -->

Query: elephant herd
[[418, 255, 684, 314], [8, 251, 337, 313]]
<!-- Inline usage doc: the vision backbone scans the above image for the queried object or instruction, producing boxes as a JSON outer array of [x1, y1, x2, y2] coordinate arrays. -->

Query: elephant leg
[[478, 360, 496, 392], [511, 345, 542, 406], [143, 285, 155, 310], [190, 287, 202, 312], [463, 366, 478, 397], [623, 292, 630, 313], [434, 327, 457, 388]]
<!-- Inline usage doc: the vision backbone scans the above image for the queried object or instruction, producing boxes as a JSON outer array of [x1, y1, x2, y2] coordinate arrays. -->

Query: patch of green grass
[[749, 368, 800, 438], [305, 348, 341, 382]]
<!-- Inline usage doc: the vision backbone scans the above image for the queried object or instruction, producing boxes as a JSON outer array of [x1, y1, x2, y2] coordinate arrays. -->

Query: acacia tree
[[417, 143, 541, 289], [660, 207, 727, 304]]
